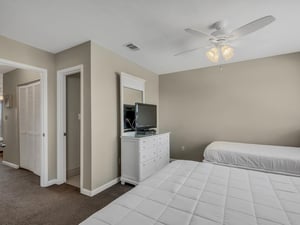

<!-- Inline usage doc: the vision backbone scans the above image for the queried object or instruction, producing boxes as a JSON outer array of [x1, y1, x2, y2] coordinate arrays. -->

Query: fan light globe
[[206, 47, 219, 63], [221, 45, 234, 61]]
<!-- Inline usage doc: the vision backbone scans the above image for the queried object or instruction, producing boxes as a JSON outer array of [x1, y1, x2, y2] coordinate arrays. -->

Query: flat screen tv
[[123, 104, 135, 130], [135, 103, 157, 131]]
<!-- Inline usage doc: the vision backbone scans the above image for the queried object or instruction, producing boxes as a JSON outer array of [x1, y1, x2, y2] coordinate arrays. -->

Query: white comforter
[[80, 160, 300, 225]]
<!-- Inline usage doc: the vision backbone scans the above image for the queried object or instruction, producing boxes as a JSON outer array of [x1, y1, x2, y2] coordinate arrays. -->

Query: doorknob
[[64, 132, 67, 136]]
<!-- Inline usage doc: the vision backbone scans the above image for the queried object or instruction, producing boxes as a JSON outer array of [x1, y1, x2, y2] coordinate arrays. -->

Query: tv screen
[[123, 104, 135, 130], [135, 103, 157, 130]]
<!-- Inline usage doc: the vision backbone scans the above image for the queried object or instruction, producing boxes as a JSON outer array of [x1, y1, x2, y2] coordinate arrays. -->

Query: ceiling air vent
[[124, 43, 140, 51]]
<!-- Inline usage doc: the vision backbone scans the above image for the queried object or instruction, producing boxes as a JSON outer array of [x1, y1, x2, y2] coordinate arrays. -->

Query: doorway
[[0, 58, 48, 187], [57, 65, 83, 191], [66, 73, 80, 187]]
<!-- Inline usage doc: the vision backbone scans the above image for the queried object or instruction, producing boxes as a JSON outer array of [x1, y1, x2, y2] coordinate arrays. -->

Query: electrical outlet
[[181, 146, 185, 151]]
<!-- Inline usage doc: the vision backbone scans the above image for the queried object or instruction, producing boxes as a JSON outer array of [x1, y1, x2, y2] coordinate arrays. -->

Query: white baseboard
[[2, 160, 19, 169], [56, 179, 65, 185], [47, 179, 59, 186], [81, 177, 120, 197], [91, 177, 120, 196], [81, 188, 93, 196]]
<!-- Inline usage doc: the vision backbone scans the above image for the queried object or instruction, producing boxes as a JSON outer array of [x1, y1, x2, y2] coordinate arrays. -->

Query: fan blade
[[230, 15, 275, 39], [174, 47, 203, 56], [184, 28, 211, 39]]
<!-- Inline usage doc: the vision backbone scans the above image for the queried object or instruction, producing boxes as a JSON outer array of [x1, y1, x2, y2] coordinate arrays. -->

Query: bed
[[80, 143, 300, 225], [204, 141, 300, 176]]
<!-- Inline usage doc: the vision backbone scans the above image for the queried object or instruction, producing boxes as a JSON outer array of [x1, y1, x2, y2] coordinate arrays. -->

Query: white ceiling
[[0, 64, 16, 74], [0, 0, 300, 74]]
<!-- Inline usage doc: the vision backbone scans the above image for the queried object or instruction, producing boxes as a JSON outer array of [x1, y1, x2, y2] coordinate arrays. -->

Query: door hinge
[[64, 132, 67, 136]]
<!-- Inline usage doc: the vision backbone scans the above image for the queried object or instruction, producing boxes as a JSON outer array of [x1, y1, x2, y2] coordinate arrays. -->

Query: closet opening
[[57, 65, 83, 192]]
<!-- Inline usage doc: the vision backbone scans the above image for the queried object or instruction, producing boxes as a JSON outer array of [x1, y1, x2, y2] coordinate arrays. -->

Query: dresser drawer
[[139, 137, 157, 162], [156, 153, 169, 170], [140, 158, 156, 181], [140, 147, 157, 162], [158, 133, 169, 144], [157, 143, 169, 155], [140, 138, 157, 150]]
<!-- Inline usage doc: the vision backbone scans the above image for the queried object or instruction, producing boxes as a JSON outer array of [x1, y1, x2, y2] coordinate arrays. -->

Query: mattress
[[80, 160, 300, 225], [204, 141, 300, 176]]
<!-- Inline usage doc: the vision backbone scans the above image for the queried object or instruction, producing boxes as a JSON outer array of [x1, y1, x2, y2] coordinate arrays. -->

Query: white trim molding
[[80, 188, 93, 197], [47, 179, 59, 186], [57, 65, 84, 192], [2, 161, 20, 169], [120, 72, 145, 91], [0, 58, 48, 188], [81, 177, 120, 197]]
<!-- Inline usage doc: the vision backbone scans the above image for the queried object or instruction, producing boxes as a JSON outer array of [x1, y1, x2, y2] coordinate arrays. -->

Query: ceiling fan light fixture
[[206, 47, 219, 63], [178, 15, 275, 63], [221, 45, 234, 61]]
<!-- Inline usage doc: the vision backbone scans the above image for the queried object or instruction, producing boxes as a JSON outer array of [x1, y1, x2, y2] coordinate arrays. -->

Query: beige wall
[[90, 42, 158, 189], [0, 36, 159, 191], [0, 35, 57, 180], [55, 42, 91, 189], [3, 69, 40, 164], [66, 73, 80, 177], [0, 37, 91, 186], [159, 53, 300, 161]]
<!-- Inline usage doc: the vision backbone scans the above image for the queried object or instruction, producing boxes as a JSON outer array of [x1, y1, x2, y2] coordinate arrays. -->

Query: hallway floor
[[0, 162, 132, 225]]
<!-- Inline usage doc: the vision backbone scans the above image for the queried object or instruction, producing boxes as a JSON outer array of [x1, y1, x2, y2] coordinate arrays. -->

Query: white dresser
[[121, 132, 170, 185]]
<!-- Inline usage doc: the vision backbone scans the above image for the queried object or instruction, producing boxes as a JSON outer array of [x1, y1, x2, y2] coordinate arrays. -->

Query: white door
[[19, 81, 41, 175]]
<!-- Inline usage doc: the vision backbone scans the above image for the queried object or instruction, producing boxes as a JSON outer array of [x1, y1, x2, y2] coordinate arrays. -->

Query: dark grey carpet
[[0, 163, 132, 225]]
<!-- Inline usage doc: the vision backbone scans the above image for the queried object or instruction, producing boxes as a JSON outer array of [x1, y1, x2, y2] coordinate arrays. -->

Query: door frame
[[57, 65, 83, 192], [0, 58, 48, 187]]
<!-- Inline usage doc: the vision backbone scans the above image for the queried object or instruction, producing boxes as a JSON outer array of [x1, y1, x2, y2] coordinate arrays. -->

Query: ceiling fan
[[175, 15, 276, 63]]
